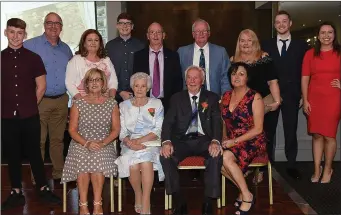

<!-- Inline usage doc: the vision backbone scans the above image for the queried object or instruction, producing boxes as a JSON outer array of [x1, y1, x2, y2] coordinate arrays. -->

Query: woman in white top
[[65, 29, 118, 100], [115, 72, 164, 215]]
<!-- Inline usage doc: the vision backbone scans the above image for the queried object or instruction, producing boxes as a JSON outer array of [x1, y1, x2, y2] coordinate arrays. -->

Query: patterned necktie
[[280, 39, 288, 57], [199, 49, 207, 90], [187, 95, 198, 134], [152, 51, 160, 98]]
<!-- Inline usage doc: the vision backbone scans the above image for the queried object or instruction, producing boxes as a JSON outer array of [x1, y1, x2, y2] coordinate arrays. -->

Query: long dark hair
[[75, 29, 107, 58], [314, 21, 341, 57]]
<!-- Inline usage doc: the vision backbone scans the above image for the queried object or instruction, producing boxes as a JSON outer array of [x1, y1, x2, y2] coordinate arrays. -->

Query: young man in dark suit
[[262, 10, 309, 180], [133, 22, 183, 112], [160, 66, 222, 215]]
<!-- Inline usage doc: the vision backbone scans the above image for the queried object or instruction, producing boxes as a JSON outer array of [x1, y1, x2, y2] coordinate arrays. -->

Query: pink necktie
[[152, 51, 160, 98]]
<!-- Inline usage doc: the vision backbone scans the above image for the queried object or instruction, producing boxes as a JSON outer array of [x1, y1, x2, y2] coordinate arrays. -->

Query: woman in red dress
[[302, 21, 341, 183]]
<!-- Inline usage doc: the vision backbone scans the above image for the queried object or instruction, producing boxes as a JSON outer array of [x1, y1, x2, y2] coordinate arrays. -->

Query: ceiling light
[[319, 20, 322, 22], [339, 14, 341, 17], [307, 39, 311, 42], [314, 36, 317, 39], [302, 24, 306, 27]]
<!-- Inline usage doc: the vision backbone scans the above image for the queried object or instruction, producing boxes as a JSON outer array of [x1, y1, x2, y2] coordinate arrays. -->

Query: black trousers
[[263, 94, 300, 167], [2, 115, 48, 189], [160, 135, 223, 198]]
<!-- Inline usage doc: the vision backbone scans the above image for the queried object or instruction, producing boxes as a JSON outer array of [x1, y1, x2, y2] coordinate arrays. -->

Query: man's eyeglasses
[[45, 21, 63, 27], [117, 22, 132, 27], [88, 78, 103, 83], [148, 31, 163, 36], [193, 30, 210, 35]]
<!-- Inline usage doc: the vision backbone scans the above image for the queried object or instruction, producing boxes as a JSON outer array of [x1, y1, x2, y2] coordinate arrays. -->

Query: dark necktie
[[199, 49, 207, 90], [280, 39, 288, 57], [187, 95, 198, 134], [152, 51, 160, 98]]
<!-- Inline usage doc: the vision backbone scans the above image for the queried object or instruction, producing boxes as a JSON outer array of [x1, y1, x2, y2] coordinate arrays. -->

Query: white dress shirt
[[193, 43, 210, 90], [149, 46, 164, 98], [186, 90, 204, 135], [277, 34, 291, 56]]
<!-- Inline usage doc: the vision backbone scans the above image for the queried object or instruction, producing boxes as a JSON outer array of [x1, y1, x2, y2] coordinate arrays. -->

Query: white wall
[[105, 1, 123, 41]]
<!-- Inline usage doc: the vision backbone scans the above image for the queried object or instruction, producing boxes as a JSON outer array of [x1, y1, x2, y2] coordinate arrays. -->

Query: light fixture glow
[[307, 39, 311, 42]]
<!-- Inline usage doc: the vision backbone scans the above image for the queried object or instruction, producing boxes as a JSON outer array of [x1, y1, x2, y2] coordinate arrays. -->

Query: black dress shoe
[[171, 203, 188, 215], [1, 189, 26, 211], [286, 168, 301, 180], [202, 201, 213, 215]]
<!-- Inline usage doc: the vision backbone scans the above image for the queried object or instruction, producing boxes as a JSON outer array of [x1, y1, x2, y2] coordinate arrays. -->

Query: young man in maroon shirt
[[1, 18, 61, 211]]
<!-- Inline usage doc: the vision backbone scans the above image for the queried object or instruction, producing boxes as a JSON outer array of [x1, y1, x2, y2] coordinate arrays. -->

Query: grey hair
[[130, 72, 152, 90], [185, 65, 205, 80], [192, 19, 210, 32], [44, 12, 63, 25]]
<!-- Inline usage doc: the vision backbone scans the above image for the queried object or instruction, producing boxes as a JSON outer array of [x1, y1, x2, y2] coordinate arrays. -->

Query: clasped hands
[[85, 140, 106, 152], [160, 141, 222, 158], [125, 138, 146, 151]]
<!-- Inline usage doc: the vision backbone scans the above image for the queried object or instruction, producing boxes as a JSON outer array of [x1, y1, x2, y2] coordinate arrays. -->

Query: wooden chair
[[164, 156, 222, 210], [218, 153, 273, 207]]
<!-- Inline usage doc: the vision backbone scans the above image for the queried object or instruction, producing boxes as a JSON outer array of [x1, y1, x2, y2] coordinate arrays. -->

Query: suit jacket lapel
[[187, 44, 194, 68], [208, 43, 217, 85], [198, 90, 208, 131], [144, 48, 151, 75], [273, 38, 281, 59], [181, 91, 192, 118], [164, 48, 169, 93]]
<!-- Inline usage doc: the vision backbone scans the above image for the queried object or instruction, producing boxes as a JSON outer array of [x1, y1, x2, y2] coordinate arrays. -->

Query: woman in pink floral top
[[220, 62, 266, 215], [66, 29, 118, 100]]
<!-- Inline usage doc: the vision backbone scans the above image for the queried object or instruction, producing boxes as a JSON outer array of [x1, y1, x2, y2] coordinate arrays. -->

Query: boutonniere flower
[[201, 101, 208, 113], [148, 108, 155, 117]]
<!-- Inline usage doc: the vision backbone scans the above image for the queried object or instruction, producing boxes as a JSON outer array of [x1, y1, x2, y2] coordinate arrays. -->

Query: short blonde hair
[[83, 68, 108, 94], [130, 72, 152, 90], [234, 29, 262, 62]]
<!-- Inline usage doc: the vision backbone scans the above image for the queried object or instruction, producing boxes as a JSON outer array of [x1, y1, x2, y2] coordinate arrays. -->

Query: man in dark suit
[[262, 10, 308, 180], [133, 22, 183, 112], [160, 65, 222, 215]]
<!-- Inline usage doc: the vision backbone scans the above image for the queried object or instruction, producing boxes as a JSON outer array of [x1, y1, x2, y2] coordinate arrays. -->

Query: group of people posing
[[1, 9, 340, 215]]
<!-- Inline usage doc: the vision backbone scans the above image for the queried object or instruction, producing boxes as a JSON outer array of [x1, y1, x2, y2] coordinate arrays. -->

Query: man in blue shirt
[[24, 12, 73, 182]]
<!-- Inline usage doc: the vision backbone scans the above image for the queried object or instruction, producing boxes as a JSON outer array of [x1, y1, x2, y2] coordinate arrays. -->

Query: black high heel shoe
[[234, 198, 242, 208], [235, 195, 256, 215]]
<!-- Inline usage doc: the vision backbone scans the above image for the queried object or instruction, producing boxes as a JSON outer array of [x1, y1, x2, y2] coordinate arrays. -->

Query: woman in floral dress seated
[[220, 62, 267, 215], [115, 72, 165, 215]]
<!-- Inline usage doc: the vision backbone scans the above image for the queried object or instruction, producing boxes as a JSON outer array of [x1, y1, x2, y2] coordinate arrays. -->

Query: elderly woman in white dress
[[115, 72, 164, 215]]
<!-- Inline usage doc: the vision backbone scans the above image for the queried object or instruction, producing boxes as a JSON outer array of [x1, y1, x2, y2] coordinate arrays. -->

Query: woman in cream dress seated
[[115, 72, 165, 215]]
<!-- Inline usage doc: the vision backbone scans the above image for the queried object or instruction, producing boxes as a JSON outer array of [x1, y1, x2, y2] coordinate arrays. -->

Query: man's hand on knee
[[208, 141, 222, 158], [160, 141, 174, 158]]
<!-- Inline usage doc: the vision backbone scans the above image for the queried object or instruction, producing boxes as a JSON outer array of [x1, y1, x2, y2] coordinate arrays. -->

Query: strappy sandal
[[134, 204, 142, 213], [78, 201, 90, 215], [311, 166, 322, 183], [235, 195, 256, 215], [93, 198, 103, 215], [140, 204, 151, 215]]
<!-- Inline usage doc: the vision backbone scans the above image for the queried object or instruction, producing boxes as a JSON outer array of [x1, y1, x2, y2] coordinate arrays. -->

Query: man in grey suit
[[177, 19, 231, 96]]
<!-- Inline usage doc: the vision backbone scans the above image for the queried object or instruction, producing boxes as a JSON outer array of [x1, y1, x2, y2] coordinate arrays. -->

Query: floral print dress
[[221, 89, 267, 173]]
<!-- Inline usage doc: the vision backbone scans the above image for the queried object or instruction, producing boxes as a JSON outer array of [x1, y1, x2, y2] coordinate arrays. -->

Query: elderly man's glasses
[[193, 30, 209, 35], [117, 21, 132, 26], [45, 21, 63, 27], [88, 78, 103, 83], [148, 31, 163, 35]]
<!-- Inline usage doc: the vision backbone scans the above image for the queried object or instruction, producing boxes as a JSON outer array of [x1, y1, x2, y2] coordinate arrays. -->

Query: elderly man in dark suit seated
[[160, 65, 222, 215]]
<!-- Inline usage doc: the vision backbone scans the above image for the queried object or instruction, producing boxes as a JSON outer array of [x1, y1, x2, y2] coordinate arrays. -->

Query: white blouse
[[65, 54, 118, 98]]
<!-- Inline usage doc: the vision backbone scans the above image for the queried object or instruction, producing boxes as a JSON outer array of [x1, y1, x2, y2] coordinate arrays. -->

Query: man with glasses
[[133, 22, 183, 112], [105, 12, 145, 104], [24, 12, 73, 184], [178, 19, 231, 96], [1, 17, 61, 211]]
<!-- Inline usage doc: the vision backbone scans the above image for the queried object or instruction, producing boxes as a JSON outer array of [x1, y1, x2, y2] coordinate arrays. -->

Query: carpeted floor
[[275, 161, 341, 215]]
